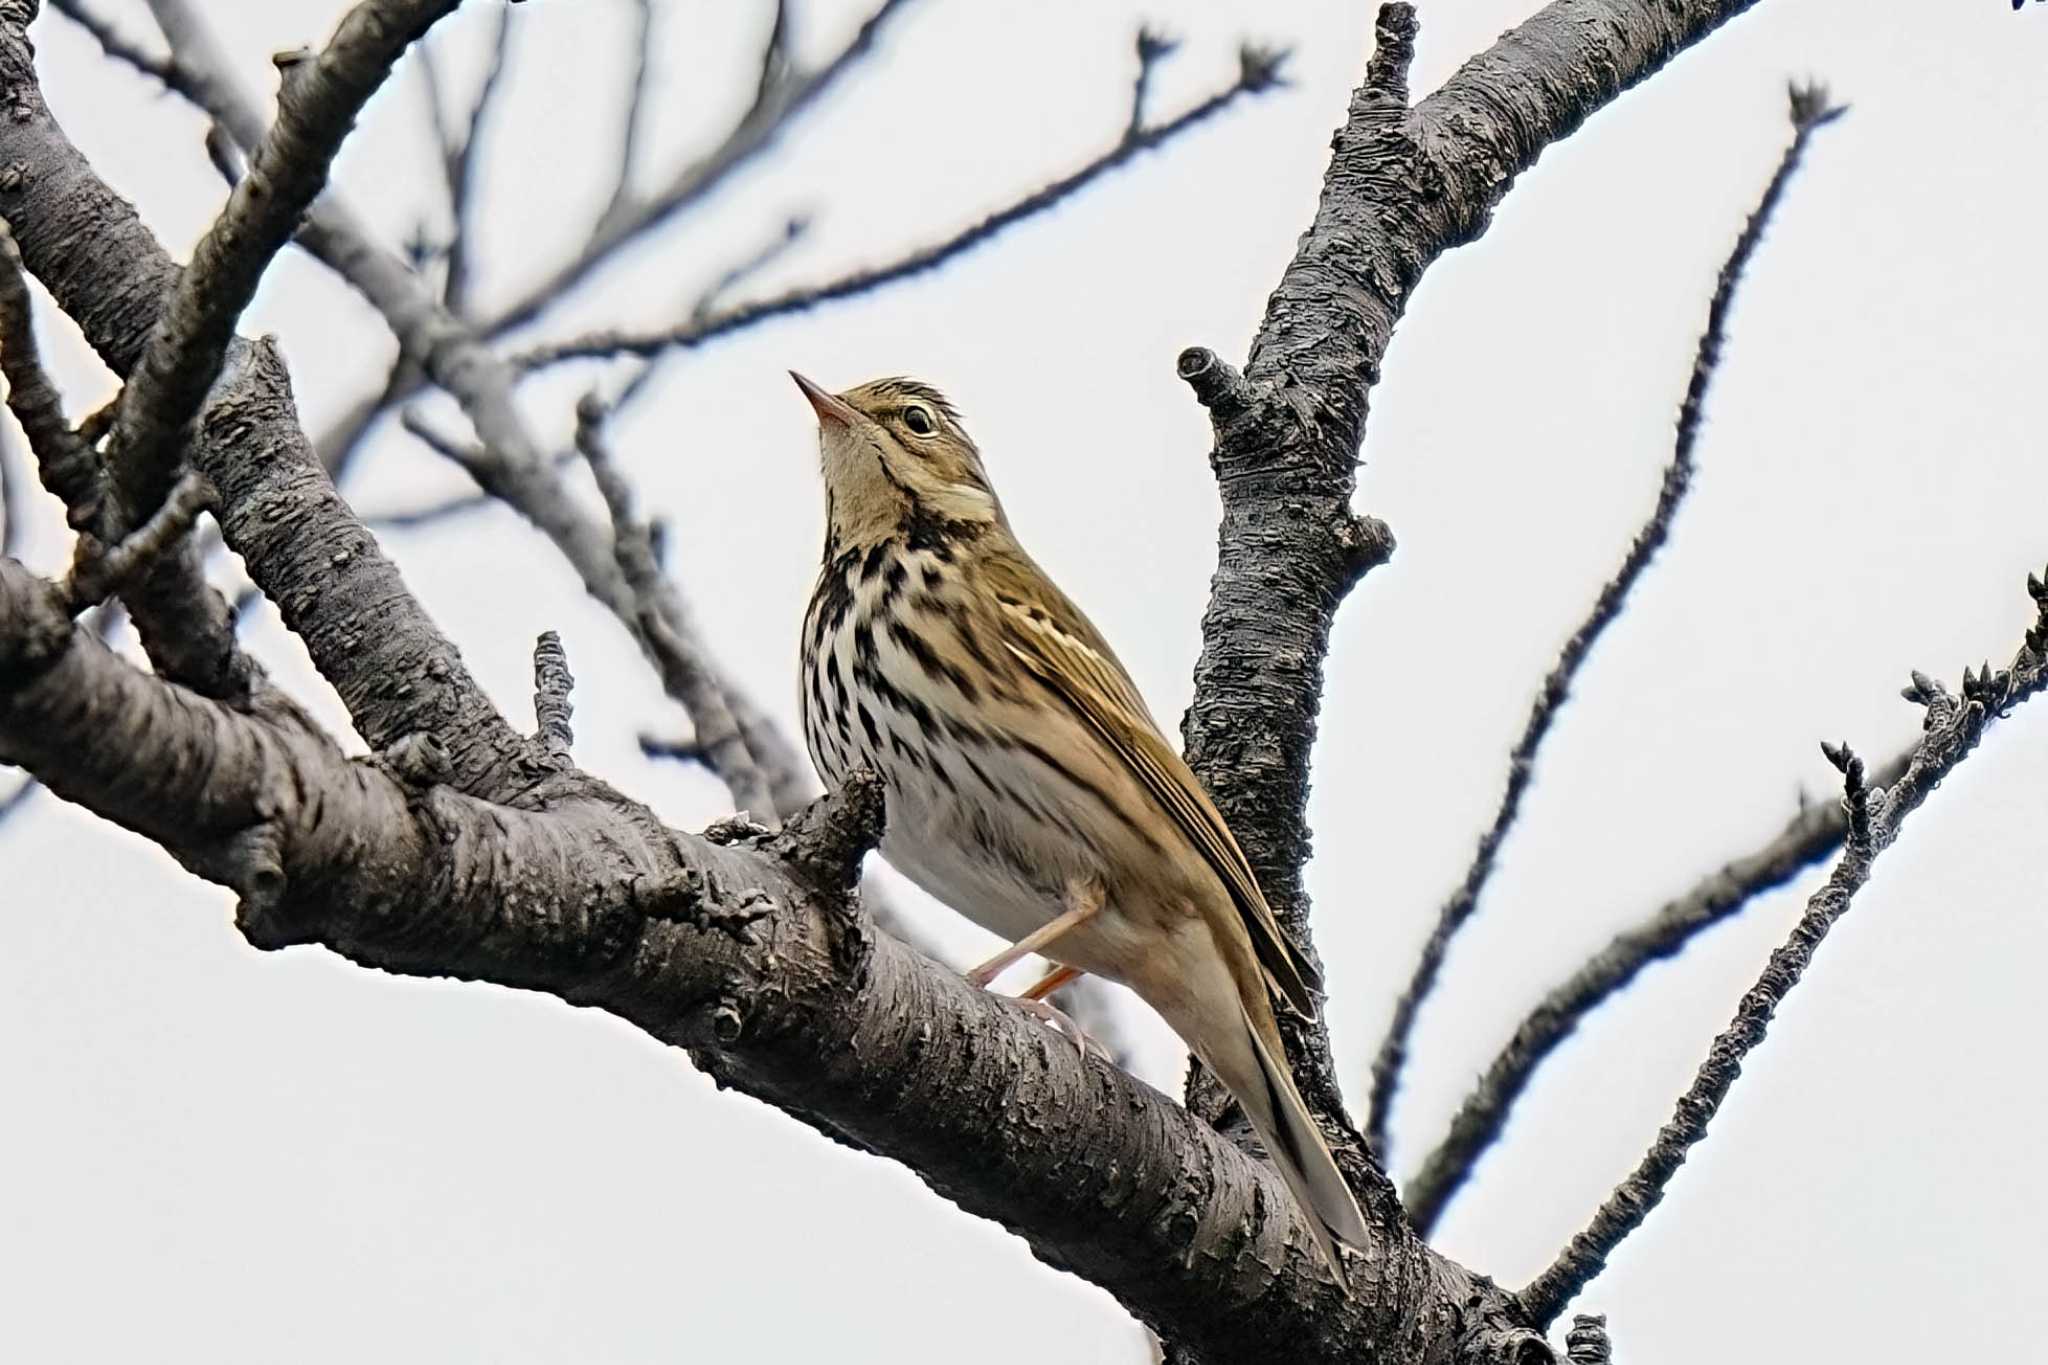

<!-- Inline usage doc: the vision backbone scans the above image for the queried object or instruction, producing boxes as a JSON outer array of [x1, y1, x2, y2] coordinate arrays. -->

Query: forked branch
[[1368, 81, 1847, 1163], [1518, 570, 2048, 1325]]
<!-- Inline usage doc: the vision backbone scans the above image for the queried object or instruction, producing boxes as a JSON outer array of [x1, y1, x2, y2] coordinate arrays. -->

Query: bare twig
[[440, 4, 513, 314], [531, 629, 574, 762], [558, 0, 911, 323], [1128, 27, 1179, 138], [0, 220, 106, 530], [518, 52, 1283, 370], [1402, 746, 1908, 1233], [596, 0, 656, 233], [63, 471, 215, 612], [1366, 80, 1847, 1159], [107, 0, 467, 523], [610, 214, 812, 419], [1517, 567, 2048, 1326], [639, 733, 706, 764], [48, 1, 182, 92], [573, 392, 776, 818], [399, 407, 490, 470]]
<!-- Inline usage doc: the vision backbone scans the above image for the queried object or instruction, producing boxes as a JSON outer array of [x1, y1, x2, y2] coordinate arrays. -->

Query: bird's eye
[[901, 406, 936, 436]]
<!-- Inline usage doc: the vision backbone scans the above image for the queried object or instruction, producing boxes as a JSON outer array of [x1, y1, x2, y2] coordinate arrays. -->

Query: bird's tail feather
[[1184, 982, 1371, 1288]]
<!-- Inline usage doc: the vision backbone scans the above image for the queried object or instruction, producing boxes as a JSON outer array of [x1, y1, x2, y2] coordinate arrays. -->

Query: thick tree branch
[[1367, 82, 1845, 1161], [1517, 571, 2048, 1325], [107, 0, 463, 519], [1167, 0, 1772, 1186], [0, 16, 533, 797], [125, 0, 829, 828], [0, 547, 1539, 1365]]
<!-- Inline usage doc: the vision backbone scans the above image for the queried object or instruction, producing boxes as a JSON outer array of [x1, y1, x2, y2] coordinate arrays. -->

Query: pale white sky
[[4, 1, 2046, 1361]]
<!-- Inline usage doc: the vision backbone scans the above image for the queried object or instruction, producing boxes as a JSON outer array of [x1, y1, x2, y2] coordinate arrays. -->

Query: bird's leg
[[1018, 963, 1082, 1001], [1012, 964, 1101, 1060], [963, 879, 1103, 989]]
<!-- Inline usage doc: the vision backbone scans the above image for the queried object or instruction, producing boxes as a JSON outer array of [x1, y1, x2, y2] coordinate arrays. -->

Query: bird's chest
[[799, 547, 1087, 939]]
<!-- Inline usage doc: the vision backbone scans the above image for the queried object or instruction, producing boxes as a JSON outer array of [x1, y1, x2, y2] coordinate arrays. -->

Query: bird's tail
[[1176, 962, 1371, 1287]]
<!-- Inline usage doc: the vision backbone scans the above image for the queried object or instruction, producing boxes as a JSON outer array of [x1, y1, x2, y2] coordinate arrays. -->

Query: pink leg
[[963, 881, 1103, 989]]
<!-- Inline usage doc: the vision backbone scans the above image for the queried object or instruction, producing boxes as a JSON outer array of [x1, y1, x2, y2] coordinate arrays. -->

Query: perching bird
[[791, 371, 1370, 1277]]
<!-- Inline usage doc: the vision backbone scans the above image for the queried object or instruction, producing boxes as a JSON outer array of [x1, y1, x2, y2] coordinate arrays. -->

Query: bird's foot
[[1012, 995, 1098, 1062]]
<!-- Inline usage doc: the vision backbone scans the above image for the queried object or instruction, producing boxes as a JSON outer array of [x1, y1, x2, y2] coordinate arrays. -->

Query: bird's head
[[791, 372, 1003, 551]]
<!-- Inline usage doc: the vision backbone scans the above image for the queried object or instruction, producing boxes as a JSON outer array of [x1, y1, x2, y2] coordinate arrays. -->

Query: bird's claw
[[1012, 995, 1098, 1062]]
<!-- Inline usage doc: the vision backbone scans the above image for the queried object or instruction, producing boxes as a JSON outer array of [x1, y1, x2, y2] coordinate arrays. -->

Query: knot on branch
[[1364, 3, 1419, 106], [1786, 80, 1848, 132], [1236, 43, 1289, 94], [379, 731, 452, 788], [1463, 1325, 1555, 1365], [1564, 1314, 1611, 1365], [1336, 511, 1397, 583], [1819, 739, 1874, 849], [774, 767, 886, 896], [0, 558, 72, 686], [634, 864, 774, 946], [530, 629, 574, 763], [703, 812, 774, 846], [1176, 346, 1260, 423], [225, 822, 289, 947]]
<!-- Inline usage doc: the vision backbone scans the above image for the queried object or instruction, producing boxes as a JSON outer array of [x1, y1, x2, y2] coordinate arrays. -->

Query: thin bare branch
[[1366, 82, 1846, 1158], [556, 0, 911, 327], [441, 4, 512, 314], [610, 214, 811, 418], [596, 0, 655, 233], [48, 1, 181, 92], [574, 391, 776, 818], [1517, 568, 2048, 1326], [1128, 27, 1179, 139], [63, 470, 214, 612], [1402, 746, 1907, 1233], [0, 220, 105, 529], [108, 0, 467, 524], [517, 55, 1282, 369]]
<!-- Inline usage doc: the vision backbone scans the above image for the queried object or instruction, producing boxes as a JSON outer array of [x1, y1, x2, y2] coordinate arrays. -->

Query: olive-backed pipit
[[792, 371, 1369, 1278]]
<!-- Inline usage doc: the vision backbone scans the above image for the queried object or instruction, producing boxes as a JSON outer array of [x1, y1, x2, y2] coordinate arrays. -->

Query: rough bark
[[0, 0, 1792, 1359]]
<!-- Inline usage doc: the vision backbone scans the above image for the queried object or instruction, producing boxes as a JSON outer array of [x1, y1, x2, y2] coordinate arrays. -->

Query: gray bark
[[0, 0, 1796, 1359]]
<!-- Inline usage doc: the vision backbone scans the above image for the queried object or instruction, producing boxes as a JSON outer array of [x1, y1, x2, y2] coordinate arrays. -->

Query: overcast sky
[[4, 1, 2046, 1361]]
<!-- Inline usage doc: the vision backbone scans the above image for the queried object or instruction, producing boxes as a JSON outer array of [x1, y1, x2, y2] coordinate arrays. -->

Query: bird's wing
[[986, 565, 1320, 1016]]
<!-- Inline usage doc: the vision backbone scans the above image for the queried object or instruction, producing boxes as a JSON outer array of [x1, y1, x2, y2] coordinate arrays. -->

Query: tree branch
[[531, 0, 913, 335], [0, 543, 1540, 1365], [0, 18, 533, 797], [516, 52, 1282, 370], [436, 1, 511, 314], [1516, 570, 2048, 1325], [1163, 3, 1768, 1231], [1401, 745, 1906, 1234], [1366, 81, 1845, 1161], [107, 0, 464, 522], [573, 391, 779, 818], [0, 219, 106, 529]]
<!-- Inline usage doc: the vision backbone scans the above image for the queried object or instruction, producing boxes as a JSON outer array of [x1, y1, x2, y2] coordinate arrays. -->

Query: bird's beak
[[790, 371, 861, 429]]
